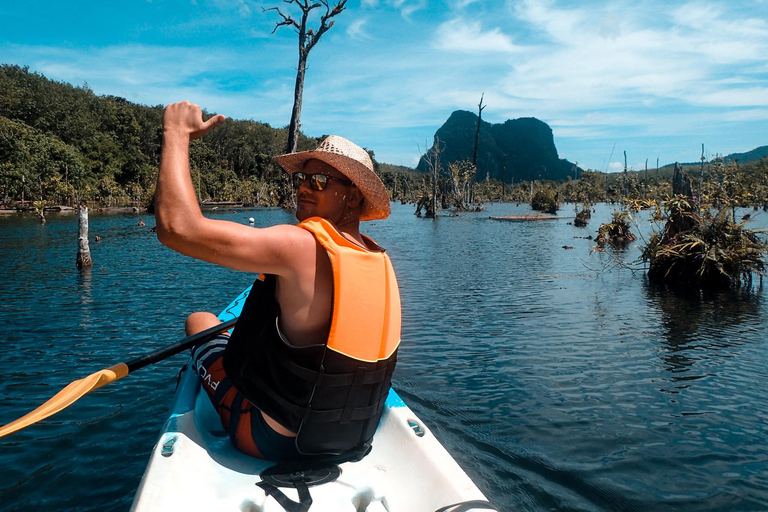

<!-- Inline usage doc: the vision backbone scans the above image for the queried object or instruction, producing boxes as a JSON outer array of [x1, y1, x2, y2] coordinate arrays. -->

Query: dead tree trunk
[[501, 152, 507, 199], [471, 94, 486, 204], [287, 41, 309, 154], [266, 0, 347, 154], [76, 205, 92, 269], [431, 137, 441, 217], [672, 162, 693, 198], [472, 93, 485, 167]]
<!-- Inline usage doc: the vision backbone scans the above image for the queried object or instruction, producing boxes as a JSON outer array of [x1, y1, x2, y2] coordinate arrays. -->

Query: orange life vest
[[223, 217, 401, 462]]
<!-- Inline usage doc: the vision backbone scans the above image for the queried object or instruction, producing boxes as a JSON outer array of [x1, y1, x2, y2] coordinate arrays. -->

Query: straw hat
[[274, 135, 390, 221]]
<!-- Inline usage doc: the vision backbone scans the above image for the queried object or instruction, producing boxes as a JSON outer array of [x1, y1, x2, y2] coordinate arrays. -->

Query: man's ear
[[347, 187, 364, 209]]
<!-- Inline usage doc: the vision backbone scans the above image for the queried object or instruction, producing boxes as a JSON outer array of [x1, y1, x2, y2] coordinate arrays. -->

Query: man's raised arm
[[154, 101, 312, 276]]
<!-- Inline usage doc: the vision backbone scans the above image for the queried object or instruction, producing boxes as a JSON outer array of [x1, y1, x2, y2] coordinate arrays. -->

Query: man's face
[[294, 159, 359, 223]]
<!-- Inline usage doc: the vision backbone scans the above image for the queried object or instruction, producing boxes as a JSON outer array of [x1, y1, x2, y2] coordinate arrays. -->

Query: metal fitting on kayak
[[160, 436, 177, 458]]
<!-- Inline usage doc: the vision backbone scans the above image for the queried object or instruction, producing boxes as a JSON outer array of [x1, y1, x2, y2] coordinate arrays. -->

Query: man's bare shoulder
[[259, 223, 315, 248], [257, 223, 319, 272]]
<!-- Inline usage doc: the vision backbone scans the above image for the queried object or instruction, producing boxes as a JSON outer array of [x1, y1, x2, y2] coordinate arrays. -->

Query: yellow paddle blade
[[0, 363, 129, 438]]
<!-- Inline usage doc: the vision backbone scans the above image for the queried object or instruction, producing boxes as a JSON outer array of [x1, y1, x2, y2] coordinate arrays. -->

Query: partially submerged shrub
[[531, 188, 558, 214], [642, 196, 768, 288], [574, 205, 591, 227], [597, 211, 637, 246]]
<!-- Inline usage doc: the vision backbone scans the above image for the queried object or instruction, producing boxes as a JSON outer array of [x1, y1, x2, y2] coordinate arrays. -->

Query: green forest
[[2, 64, 768, 214]]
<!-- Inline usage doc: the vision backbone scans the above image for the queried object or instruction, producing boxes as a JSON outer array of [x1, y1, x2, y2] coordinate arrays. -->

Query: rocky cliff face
[[417, 110, 577, 182]]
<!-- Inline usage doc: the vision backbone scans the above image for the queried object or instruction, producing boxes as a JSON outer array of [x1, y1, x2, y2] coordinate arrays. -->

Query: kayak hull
[[131, 288, 492, 511]]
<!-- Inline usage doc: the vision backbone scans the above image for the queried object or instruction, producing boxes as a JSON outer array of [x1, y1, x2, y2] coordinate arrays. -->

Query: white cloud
[[434, 19, 519, 53], [723, 108, 768, 122], [451, 0, 482, 8], [346, 17, 372, 40], [390, 0, 426, 20], [5, 0, 768, 169]]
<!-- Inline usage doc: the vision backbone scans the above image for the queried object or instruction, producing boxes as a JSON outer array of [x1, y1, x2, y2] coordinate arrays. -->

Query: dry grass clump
[[641, 196, 767, 288]]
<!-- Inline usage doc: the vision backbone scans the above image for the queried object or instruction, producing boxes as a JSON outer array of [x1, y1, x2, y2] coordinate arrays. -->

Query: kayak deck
[[132, 287, 493, 511], [131, 359, 492, 511]]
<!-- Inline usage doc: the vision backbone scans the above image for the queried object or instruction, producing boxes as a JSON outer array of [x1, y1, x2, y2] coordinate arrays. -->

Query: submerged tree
[[266, 0, 347, 154], [531, 186, 558, 214]]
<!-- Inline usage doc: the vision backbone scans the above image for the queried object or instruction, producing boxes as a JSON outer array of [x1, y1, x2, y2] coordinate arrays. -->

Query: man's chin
[[295, 206, 314, 222]]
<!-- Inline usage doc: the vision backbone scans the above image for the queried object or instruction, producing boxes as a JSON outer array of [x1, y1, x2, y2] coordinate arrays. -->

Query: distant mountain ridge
[[417, 110, 577, 182], [671, 145, 768, 168]]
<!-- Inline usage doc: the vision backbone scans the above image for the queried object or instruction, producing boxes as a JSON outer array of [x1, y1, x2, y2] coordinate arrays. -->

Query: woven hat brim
[[275, 150, 390, 221]]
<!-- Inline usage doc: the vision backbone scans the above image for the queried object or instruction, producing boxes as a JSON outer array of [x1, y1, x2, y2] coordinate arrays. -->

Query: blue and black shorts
[[191, 335, 299, 460]]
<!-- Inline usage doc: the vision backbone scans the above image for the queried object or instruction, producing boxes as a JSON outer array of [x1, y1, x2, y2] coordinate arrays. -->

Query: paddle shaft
[[126, 316, 238, 372], [0, 317, 238, 438]]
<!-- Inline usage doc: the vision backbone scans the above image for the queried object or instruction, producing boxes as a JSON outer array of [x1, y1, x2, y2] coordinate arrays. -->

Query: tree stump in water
[[672, 162, 693, 198], [76, 205, 93, 269]]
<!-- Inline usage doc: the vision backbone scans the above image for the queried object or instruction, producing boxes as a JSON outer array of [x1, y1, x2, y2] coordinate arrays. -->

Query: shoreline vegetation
[[3, 64, 768, 214], [3, 64, 768, 288]]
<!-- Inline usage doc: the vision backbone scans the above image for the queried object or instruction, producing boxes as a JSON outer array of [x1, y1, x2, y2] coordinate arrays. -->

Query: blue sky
[[2, 0, 767, 172]]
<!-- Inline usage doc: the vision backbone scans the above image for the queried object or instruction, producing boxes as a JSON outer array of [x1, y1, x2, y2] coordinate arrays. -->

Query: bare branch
[[263, 6, 300, 33], [305, 0, 346, 52]]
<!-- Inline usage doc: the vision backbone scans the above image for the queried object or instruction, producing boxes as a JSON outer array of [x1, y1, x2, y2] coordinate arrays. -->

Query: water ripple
[[2, 204, 768, 511]]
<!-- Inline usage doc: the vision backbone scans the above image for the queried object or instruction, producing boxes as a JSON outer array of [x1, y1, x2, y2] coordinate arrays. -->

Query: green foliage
[[531, 186, 558, 214], [0, 64, 318, 208], [0, 115, 88, 204], [558, 170, 606, 204]]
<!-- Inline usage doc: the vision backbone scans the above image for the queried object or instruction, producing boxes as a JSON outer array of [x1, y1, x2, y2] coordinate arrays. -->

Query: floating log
[[489, 215, 571, 222], [43, 205, 76, 212], [201, 201, 243, 208]]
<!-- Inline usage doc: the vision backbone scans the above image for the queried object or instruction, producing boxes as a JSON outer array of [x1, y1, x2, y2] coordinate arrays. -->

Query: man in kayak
[[155, 101, 401, 462]]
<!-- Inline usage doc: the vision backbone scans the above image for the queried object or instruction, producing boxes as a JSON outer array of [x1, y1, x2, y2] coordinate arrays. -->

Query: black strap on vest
[[256, 465, 341, 512]]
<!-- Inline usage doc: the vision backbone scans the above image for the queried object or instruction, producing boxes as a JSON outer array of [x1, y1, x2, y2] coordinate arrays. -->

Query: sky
[[2, 0, 767, 172]]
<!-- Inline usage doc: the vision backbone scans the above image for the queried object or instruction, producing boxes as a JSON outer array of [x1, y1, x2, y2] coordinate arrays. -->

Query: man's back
[[155, 103, 399, 461]]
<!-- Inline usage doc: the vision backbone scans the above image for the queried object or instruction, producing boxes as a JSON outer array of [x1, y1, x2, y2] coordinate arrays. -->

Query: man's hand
[[163, 101, 226, 141]]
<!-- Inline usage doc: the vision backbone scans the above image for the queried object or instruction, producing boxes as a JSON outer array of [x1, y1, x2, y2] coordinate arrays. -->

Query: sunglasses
[[292, 172, 353, 191]]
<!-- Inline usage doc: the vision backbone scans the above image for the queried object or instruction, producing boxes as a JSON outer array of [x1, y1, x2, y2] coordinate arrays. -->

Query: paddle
[[0, 317, 238, 439]]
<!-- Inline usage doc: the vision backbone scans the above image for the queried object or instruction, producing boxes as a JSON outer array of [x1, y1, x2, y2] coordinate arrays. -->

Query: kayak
[[131, 288, 496, 512]]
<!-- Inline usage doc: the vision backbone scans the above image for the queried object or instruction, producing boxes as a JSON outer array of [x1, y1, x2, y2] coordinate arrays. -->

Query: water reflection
[[644, 280, 764, 380]]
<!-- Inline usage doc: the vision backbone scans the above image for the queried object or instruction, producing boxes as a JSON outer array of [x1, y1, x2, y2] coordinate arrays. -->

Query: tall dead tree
[[471, 94, 486, 204], [266, 0, 347, 154], [472, 93, 485, 166], [699, 143, 705, 207]]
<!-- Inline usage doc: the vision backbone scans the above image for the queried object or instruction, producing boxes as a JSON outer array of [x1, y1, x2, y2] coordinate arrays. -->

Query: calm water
[[1, 202, 768, 511]]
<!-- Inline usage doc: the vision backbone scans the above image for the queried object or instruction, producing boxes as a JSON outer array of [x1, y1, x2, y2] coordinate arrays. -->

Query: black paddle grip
[[125, 317, 238, 373]]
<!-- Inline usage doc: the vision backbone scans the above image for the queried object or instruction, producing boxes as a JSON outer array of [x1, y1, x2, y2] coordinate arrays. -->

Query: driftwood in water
[[489, 215, 568, 222], [76, 205, 92, 269]]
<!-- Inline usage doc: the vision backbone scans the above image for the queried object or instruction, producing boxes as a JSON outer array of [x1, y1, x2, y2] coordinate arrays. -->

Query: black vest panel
[[222, 275, 397, 462]]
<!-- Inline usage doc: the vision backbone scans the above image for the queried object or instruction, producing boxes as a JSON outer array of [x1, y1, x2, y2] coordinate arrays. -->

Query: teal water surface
[[1, 202, 768, 511]]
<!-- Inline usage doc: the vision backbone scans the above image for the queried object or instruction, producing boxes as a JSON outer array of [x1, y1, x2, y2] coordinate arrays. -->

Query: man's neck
[[337, 222, 365, 248]]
